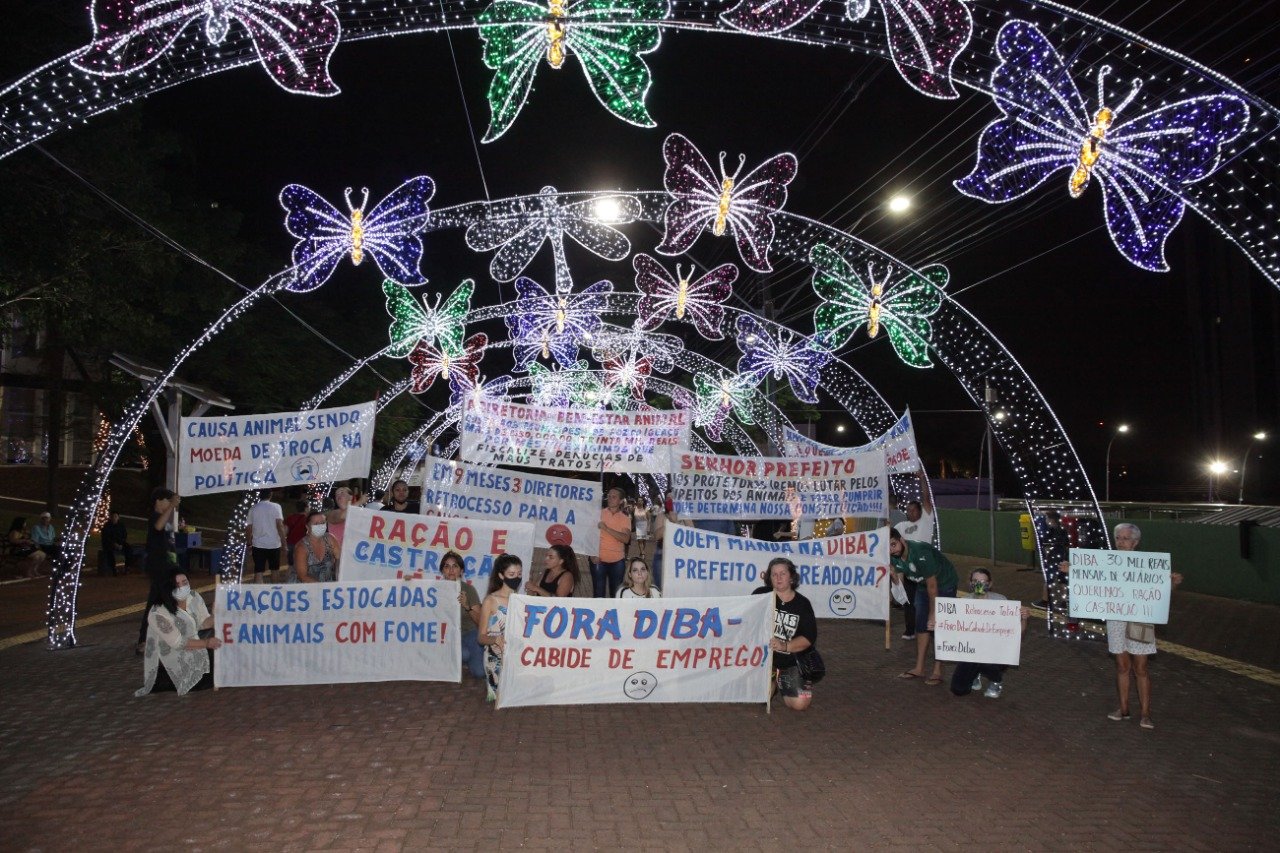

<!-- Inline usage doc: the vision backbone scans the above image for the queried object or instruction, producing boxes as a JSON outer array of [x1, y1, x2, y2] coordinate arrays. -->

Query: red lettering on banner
[[368, 514, 385, 539], [490, 529, 508, 554]]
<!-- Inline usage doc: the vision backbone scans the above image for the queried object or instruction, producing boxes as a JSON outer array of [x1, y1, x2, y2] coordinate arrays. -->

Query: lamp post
[[983, 380, 1005, 568], [1104, 424, 1130, 502], [1208, 460, 1228, 502], [1238, 431, 1268, 504]]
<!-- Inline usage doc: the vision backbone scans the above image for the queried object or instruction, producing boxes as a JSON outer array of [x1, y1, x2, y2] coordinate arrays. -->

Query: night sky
[[4, 0, 1278, 503]]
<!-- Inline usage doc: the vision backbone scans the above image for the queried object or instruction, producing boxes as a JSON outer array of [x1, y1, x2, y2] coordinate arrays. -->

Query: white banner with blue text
[[670, 451, 888, 519], [781, 408, 920, 474]]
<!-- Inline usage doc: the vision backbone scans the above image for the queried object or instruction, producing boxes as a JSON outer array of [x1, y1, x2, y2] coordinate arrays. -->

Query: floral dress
[[136, 596, 211, 696], [484, 601, 508, 703]]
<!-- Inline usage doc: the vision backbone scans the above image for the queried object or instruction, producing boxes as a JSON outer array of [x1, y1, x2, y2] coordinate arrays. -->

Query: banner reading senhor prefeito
[[179, 402, 375, 495], [339, 506, 534, 588], [419, 456, 600, 554], [782, 408, 920, 474], [213, 580, 459, 687], [460, 396, 691, 473], [933, 597, 1023, 666], [1068, 548, 1173, 624], [671, 451, 887, 519], [497, 593, 773, 708], [663, 524, 890, 620]]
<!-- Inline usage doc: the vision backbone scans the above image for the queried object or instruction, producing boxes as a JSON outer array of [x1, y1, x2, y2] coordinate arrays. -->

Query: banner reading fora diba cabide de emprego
[[662, 524, 891, 620], [214, 579, 460, 688], [497, 593, 774, 709], [179, 402, 375, 496]]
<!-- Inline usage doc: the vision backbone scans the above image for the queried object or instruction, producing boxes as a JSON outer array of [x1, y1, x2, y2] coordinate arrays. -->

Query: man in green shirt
[[889, 527, 959, 684]]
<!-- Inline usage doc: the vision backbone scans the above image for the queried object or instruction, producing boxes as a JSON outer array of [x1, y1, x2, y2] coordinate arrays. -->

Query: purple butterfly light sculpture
[[720, 0, 972, 99], [74, 0, 342, 95], [633, 254, 737, 340], [735, 315, 831, 404], [954, 21, 1249, 272], [279, 177, 434, 292], [506, 277, 613, 371], [657, 134, 797, 273]]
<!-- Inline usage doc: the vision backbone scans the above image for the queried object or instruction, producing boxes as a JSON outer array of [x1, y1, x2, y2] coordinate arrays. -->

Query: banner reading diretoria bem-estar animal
[[179, 402, 375, 495], [460, 397, 691, 473], [496, 593, 773, 709]]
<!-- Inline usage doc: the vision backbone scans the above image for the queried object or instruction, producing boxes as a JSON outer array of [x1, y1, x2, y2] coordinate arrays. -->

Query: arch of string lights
[[45, 182, 1104, 645], [1, 1, 1276, 284]]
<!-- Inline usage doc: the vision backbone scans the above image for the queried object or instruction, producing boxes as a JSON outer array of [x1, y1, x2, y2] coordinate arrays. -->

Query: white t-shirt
[[895, 510, 935, 544], [248, 500, 283, 548], [618, 587, 662, 598]]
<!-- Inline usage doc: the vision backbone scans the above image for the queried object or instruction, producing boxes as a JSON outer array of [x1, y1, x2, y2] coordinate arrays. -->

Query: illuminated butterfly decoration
[[601, 352, 654, 401], [528, 360, 591, 407], [955, 21, 1250, 273], [657, 134, 798, 273], [719, 0, 971, 99], [382, 279, 473, 359], [633, 254, 737, 340], [809, 244, 945, 369], [734, 315, 831, 403], [693, 371, 757, 442], [572, 371, 629, 409], [507, 277, 613, 371], [466, 188, 642, 292], [449, 372, 512, 409], [73, 0, 343, 94], [408, 334, 488, 395], [591, 323, 681, 374], [279, 177, 434, 293], [477, 0, 671, 142]]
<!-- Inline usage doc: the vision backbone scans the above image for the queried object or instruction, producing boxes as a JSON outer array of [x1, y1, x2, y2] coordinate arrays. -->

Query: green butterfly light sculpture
[[478, 0, 671, 141], [382, 279, 475, 359], [809, 244, 947, 369]]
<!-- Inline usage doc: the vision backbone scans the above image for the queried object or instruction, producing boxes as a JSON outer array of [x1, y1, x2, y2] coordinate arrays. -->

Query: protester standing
[[136, 488, 180, 654], [592, 487, 631, 598], [326, 485, 367, 545], [631, 496, 653, 563], [100, 511, 129, 575], [889, 527, 958, 685], [247, 489, 286, 584], [478, 554, 524, 702], [1106, 523, 1182, 730], [894, 469, 935, 641], [380, 479, 420, 514], [283, 499, 310, 551]]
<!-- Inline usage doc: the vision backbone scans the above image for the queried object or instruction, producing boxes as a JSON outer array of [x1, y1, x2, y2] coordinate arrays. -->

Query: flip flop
[[897, 671, 922, 680], [925, 677, 943, 686]]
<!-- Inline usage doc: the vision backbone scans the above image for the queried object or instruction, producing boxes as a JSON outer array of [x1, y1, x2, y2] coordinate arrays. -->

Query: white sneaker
[[971, 675, 983, 692], [983, 682, 1003, 699]]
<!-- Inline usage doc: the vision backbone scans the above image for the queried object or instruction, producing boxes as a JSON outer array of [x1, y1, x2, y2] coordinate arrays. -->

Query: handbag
[[1126, 622, 1156, 644], [793, 645, 826, 684]]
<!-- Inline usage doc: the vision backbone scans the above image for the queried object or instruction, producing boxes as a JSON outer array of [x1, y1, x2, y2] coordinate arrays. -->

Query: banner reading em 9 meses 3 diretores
[[213, 579, 460, 687], [339, 506, 535, 588], [662, 524, 891, 620], [460, 397, 691, 473], [671, 450, 888, 519], [496, 593, 773, 708], [418, 456, 600, 554], [179, 402, 375, 495]]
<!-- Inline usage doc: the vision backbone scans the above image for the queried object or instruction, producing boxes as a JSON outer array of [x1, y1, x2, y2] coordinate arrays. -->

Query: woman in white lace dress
[[136, 571, 221, 696]]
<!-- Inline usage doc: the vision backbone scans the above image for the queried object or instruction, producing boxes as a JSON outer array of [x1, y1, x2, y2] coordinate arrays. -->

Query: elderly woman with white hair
[[1106, 522, 1182, 730]]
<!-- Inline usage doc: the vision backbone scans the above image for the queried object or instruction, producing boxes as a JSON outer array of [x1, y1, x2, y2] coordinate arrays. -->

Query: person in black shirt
[[752, 557, 818, 711], [100, 511, 129, 575], [380, 479, 420, 514], [135, 488, 181, 654]]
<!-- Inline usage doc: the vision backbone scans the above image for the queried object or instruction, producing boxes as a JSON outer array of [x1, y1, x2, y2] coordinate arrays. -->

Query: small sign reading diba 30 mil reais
[[1067, 549, 1172, 624]]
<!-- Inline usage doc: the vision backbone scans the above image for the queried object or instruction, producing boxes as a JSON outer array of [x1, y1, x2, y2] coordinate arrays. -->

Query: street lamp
[[849, 193, 913, 231], [1208, 459, 1228, 502], [1239, 431, 1268, 504], [1105, 423, 1130, 502]]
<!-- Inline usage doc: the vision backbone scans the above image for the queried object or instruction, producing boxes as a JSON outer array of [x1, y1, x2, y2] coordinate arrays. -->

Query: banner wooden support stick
[[884, 618, 890, 651]]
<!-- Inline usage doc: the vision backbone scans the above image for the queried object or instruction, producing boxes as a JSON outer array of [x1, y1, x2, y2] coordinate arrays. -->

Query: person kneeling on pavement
[[949, 568, 1029, 699], [136, 569, 221, 696]]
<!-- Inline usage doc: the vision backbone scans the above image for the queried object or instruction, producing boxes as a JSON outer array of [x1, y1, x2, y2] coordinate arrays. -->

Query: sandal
[[897, 671, 922, 680], [925, 677, 943, 686], [1107, 709, 1130, 721]]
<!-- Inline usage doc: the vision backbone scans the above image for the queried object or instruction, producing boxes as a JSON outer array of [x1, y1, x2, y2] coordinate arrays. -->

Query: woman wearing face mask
[[291, 510, 340, 583], [525, 544, 579, 597], [439, 550, 485, 680], [478, 554, 524, 702], [948, 569, 1029, 699], [136, 570, 221, 696]]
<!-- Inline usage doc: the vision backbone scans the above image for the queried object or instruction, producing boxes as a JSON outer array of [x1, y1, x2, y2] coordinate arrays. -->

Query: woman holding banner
[[526, 544, 579, 598], [136, 570, 220, 696], [291, 510, 339, 582], [1106, 523, 1182, 730], [753, 557, 817, 711], [479, 554, 524, 702], [440, 551, 485, 680]]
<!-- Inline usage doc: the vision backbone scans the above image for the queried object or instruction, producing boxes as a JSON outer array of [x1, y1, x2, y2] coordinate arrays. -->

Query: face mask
[[173, 585, 192, 601], [970, 581, 989, 596], [502, 576, 521, 591], [311, 524, 327, 537]]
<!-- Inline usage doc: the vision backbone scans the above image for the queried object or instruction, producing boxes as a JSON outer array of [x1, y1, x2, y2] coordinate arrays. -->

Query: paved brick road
[[3, 574, 1278, 851]]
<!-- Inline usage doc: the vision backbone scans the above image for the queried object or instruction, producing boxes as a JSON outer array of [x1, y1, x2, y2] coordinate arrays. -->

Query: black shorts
[[252, 547, 281, 572], [776, 664, 813, 699]]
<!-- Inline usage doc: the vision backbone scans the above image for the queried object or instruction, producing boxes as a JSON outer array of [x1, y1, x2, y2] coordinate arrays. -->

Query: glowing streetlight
[[1105, 423, 1130, 502], [1208, 459, 1229, 502], [1239, 431, 1268, 504], [887, 194, 912, 214], [850, 193, 914, 231], [591, 196, 625, 223]]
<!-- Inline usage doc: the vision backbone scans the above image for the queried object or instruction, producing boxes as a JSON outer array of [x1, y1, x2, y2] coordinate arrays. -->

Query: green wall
[[937, 509, 1280, 604]]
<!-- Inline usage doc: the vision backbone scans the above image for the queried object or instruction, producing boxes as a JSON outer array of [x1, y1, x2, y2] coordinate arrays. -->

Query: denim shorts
[[913, 585, 957, 633], [776, 664, 813, 699]]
